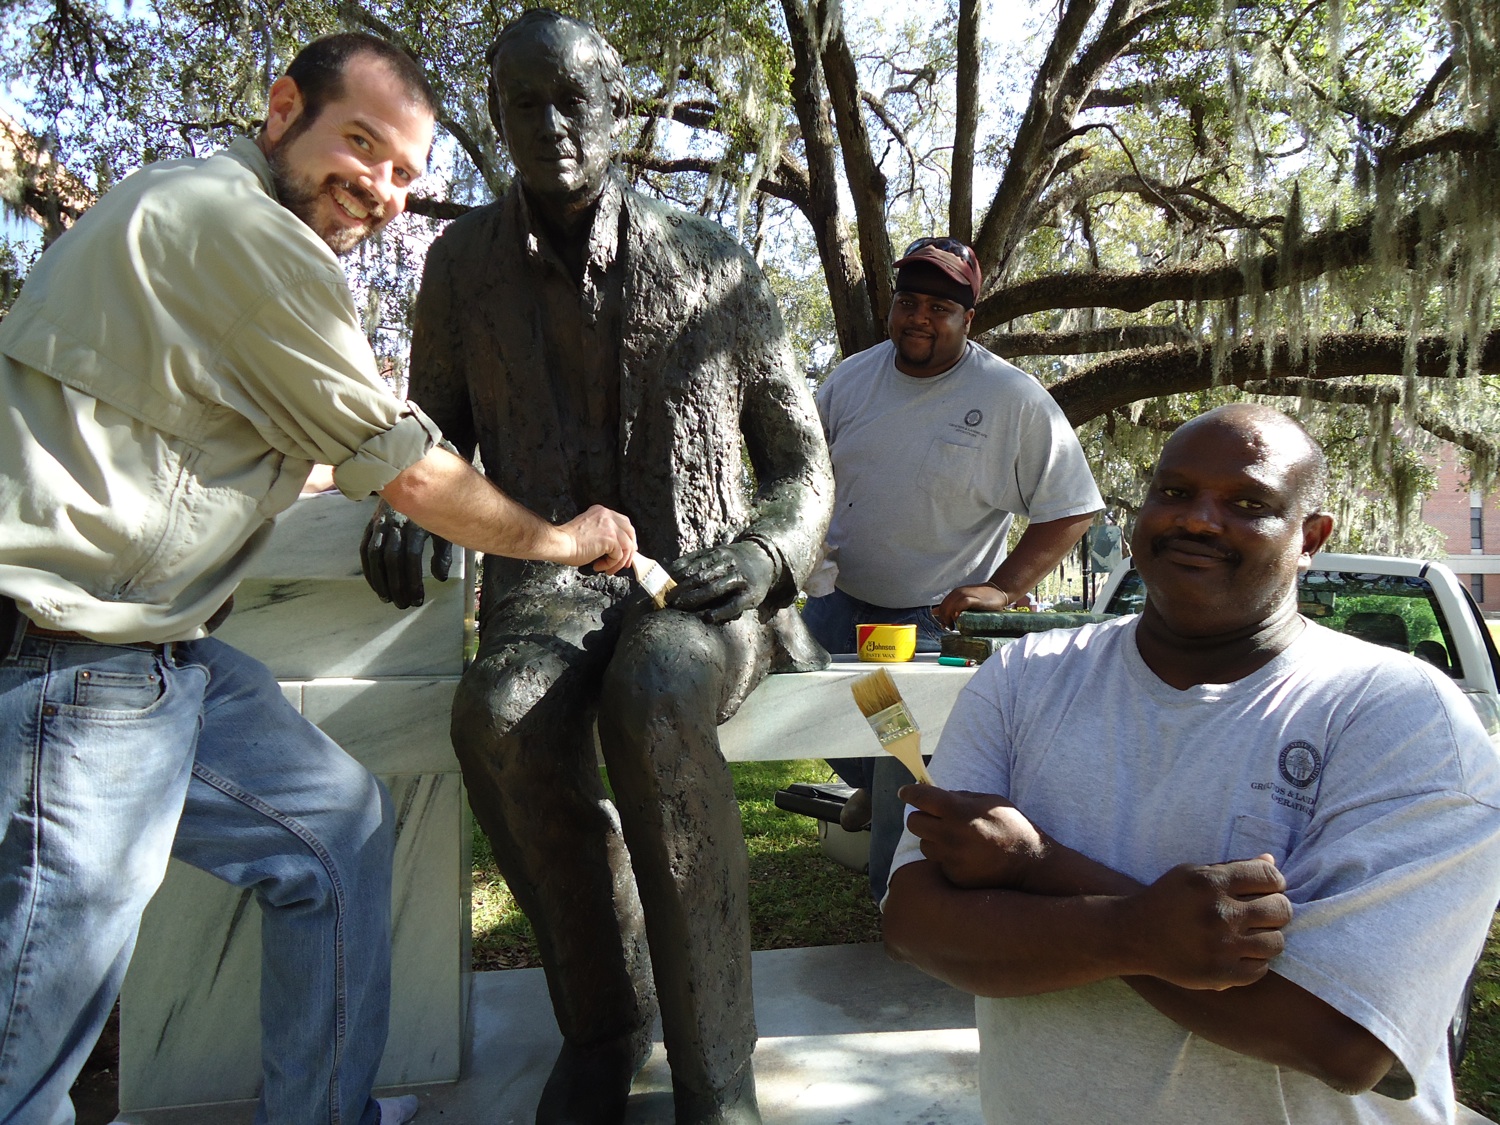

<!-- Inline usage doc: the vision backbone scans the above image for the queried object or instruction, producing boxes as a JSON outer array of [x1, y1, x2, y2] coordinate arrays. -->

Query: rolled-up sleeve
[[217, 272, 444, 492], [331, 400, 442, 498]]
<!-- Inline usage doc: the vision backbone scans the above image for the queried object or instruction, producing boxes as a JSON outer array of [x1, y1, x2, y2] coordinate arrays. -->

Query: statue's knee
[[601, 615, 718, 720], [452, 657, 555, 751]]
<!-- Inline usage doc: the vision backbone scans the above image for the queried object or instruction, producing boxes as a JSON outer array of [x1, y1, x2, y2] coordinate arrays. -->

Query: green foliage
[[0, 236, 39, 317], [1457, 911, 1500, 1116], [733, 760, 882, 949], [4, 0, 1497, 538], [760, 233, 838, 382], [470, 760, 879, 971]]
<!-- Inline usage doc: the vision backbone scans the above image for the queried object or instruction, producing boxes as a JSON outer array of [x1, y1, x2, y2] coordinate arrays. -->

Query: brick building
[[1421, 445, 1500, 615]]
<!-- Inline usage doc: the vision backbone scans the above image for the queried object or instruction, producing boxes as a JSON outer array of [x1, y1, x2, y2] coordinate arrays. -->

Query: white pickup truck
[[1094, 551, 1500, 1070]]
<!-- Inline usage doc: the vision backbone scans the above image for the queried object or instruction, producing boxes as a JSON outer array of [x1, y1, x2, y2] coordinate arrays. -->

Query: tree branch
[[1381, 126, 1497, 170], [860, 91, 913, 157], [1038, 169, 1279, 248], [1047, 122, 1182, 221], [780, 0, 878, 354], [974, 206, 1429, 332], [633, 96, 720, 130], [1081, 81, 1206, 111], [1242, 381, 1500, 465], [1048, 330, 1500, 425], [976, 0, 1178, 276], [1235, 378, 1401, 406], [983, 324, 1193, 356], [1414, 413, 1500, 463], [972, 0, 1101, 273], [404, 195, 474, 221], [1392, 55, 1456, 144], [620, 151, 810, 210]]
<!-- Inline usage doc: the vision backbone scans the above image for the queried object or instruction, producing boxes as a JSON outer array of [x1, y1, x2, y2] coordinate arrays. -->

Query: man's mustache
[[1150, 532, 1238, 562], [331, 178, 385, 223]]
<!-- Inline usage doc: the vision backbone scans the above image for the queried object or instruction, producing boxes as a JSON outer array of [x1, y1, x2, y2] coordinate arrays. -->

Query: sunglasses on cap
[[902, 237, 978, 267]]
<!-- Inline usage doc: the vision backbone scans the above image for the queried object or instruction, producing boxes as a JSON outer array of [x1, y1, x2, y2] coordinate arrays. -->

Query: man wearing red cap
[[804, 236, 1102, 899]]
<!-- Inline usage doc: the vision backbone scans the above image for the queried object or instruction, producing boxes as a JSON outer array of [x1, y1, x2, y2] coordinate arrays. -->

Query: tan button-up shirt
[[0, 138, 439, 642]]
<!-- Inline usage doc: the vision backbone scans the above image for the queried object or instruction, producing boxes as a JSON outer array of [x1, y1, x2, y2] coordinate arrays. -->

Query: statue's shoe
[[534, 1024, 653, 1125], [673, 1061, 761, 1125]]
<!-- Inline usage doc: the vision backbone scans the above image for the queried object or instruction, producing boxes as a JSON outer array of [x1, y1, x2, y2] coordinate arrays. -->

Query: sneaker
[[838, 787, 872, 832], [378, 1094, 420, 1124]]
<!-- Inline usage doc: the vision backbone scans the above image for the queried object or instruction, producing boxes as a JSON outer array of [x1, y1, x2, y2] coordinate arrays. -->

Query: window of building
[[1472, 490, 1485, 554], [1472, 573, 1485, 603]]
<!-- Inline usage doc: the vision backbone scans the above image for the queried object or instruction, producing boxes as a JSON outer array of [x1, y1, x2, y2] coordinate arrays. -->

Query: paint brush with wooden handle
[[850, 668, 933, 784], [632, 553, 677, 609]]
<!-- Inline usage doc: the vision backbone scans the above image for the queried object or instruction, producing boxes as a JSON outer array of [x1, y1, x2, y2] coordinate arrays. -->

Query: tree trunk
[[781, 0, 879, 358], [950, 0, 981, 244], [812, 0, 892, 332]]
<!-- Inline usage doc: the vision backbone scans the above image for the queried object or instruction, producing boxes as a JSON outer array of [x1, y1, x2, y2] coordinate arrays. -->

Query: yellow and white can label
[[856, 623, 917, 662]]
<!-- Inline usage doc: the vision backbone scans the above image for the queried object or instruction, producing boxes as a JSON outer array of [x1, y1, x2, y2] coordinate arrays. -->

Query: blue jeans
[[801, 589, 941, 901], [0, 630, 392, 1125]]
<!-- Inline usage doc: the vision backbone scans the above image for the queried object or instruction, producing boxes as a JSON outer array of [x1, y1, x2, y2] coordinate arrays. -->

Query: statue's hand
[[666, 540, 775, 625], [359, 500, 452, 609]]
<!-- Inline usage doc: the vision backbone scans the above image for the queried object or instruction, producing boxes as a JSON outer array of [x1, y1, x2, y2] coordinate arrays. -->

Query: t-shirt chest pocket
[[917, 437, 979, 499], [1228, 813, 1299, 867]]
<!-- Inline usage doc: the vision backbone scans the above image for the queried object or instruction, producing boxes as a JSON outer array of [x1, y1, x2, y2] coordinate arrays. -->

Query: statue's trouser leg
[[597, 610, 764, 1109], [450, 621, 656, 1054]]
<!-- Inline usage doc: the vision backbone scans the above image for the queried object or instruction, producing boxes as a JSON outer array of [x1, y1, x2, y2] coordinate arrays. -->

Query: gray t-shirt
[[813, 340, 1101, 607], [891, 616, 1500, 1124]]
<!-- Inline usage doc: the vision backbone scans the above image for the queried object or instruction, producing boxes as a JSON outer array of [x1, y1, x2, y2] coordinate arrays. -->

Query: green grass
[[1457, 912, 1500, 1115], [471, 759, 879, 971], [472, 762, 1500, 1118]]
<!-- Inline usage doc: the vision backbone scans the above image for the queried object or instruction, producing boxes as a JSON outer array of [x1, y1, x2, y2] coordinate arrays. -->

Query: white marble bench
[[117, 492, 972, 1113]]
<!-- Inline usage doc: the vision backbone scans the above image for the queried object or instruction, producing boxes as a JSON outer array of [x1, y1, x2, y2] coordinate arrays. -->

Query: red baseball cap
[[892, 237, 982, 307]]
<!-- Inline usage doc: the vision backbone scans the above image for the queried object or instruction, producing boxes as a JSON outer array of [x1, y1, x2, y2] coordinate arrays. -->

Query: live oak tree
[[3, 0, 1495, 550]]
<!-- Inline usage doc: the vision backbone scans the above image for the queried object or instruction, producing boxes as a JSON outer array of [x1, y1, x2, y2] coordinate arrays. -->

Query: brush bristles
[[649, 575, 676, 609], [850, 668, 902, 717], [632, 555, 677, 610]]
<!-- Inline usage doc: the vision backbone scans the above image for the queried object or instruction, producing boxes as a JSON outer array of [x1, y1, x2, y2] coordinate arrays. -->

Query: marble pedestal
[[719, 653, 973, 762], [117, 492, 472, 1112], [113, 490, 978, 1114]]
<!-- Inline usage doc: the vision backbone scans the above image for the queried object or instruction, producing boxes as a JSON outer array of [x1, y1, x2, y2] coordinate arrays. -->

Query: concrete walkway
[[113, 940, 1498, 1124], [117, 943, 984, 1124]]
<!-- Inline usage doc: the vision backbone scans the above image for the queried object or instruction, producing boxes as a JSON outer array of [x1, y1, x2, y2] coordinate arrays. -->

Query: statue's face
[[492, 21, 617, 213]]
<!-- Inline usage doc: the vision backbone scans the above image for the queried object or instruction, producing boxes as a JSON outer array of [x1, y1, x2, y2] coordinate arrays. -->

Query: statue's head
[[486, 10, 630, 216]]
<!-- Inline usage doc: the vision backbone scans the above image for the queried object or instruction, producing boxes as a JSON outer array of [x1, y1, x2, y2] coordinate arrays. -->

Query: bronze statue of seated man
[[360, 11, 832, 1122]]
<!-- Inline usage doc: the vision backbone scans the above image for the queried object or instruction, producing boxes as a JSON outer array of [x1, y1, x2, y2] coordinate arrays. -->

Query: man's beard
[[266, 145, 384, 256]]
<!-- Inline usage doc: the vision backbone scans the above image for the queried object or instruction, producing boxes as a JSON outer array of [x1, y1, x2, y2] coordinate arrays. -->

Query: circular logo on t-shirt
[[1278, 741, 1322, 789], [964, 409, 983, 427]]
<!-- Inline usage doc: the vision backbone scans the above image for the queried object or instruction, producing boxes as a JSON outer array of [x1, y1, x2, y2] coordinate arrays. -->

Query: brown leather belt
[[1, 595, 161, 649], [24, 622, 97, 642]]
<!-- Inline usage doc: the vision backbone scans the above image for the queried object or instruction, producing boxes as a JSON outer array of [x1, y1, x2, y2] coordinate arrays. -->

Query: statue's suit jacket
[[409, 174, 833, 707]]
